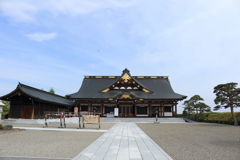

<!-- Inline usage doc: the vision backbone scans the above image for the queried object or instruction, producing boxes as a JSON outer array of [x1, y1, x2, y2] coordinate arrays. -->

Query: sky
[[0, 0, 240, 114]]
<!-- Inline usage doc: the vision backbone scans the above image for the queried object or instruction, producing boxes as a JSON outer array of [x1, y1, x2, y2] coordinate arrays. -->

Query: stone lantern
[[0, 100, 4, 123]]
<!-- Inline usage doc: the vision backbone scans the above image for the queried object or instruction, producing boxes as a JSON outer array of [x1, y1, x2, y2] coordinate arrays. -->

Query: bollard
[[43, 114, 48, 128], [59, 113, 64, 128], [77, 113, 82, 129]]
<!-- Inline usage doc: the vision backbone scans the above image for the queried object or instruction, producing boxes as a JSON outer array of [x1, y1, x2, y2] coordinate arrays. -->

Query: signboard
[[114, 108, 119, 116]]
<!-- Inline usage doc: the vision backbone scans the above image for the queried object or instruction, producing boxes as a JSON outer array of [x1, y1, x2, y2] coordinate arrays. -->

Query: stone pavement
[[73, 123, 173, 160]]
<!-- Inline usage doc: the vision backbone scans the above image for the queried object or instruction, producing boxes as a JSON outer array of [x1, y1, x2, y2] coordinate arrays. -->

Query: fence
[[43, 111, 100, 129]]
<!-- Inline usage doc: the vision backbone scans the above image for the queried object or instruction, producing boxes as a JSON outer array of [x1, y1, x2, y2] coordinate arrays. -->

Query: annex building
[[0, 83, 74, 119], [0, 69, 187, 119]]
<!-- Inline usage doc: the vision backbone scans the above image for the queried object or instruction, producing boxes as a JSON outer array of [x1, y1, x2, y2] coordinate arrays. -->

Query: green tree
[[49, 87, 55, 94], [183, 100, 195, 114], [182, 110, 188, 117], [213, 82, 240, 126], [195, 102, 211, 114], [183, 95, 211, 121], [2, 100, 10, 119], [189, 95, 204, 119]]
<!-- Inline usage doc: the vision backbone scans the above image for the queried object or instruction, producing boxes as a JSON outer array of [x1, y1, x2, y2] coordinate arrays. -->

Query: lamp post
[[154, 107, 160, 124]]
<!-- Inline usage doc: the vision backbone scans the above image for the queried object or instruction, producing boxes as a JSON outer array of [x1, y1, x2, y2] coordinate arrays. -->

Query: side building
[[66, 69, 187, 117], [0, 83, 74, 119]]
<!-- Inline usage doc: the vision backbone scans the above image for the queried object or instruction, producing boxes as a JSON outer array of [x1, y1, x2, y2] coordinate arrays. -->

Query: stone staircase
[[100, 117, 186, 123]]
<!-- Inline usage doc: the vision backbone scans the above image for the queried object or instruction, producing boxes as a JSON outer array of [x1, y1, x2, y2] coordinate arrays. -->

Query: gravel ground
[[137, 123, 240, 160], [0, 123, 115, 159]]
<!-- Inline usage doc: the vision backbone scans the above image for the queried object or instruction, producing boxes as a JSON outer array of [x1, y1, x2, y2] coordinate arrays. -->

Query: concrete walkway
[[73, 123, 172, 160]]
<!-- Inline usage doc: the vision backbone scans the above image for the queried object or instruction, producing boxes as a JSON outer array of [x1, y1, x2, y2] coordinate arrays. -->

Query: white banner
[[114, 108, 119, 116]]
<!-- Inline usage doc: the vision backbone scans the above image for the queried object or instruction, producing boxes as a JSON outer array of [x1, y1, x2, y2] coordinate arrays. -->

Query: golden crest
[[102, 88, 110, 92], [121, 94, 130, 98], [121, 73, 131, 83]]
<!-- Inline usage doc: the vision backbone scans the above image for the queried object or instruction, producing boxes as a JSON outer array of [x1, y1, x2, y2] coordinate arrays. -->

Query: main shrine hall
[[67, 68, 187, 117]]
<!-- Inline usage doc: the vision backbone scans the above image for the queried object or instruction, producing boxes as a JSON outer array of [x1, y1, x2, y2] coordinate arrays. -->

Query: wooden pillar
[[20, 97, 23, 118], [43, 104, 45, 117], [158, 104, 160, 117], [32, 103, 35, 119], [88, 103, 91, 113], [149, 104, 152, 116], [162, 103, 164, 117], [9, 102, 12, 118], [134, 104, 137, 116], [38, 102, 40, 119], [100, 103, 103, 117], [79, 102, 81, 112], [175, 102, 178, 117]]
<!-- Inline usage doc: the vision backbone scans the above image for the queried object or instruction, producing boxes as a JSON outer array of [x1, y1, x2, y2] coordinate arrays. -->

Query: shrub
[[187, 112, 240, 125]]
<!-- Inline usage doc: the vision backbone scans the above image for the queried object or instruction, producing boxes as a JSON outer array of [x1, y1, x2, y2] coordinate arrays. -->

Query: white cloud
[[25, 32, 57, 42], [0, 0, 136, 23], [0, 0, 39, 22]]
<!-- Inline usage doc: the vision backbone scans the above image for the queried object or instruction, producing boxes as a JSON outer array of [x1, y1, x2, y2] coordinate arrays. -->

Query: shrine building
[[0, 83, 74, 119], [0, 69, 187, 119], [66, 68, 187, 117]]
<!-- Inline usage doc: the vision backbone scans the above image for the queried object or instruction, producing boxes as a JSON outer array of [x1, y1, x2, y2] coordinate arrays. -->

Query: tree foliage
[[49, 87, 55, 94], [1, 100, 10, 119], [195, 102, 211, 113], [183, 95, 211, 121], [183, 100, 195, 114], [213, 82, 240, 126]]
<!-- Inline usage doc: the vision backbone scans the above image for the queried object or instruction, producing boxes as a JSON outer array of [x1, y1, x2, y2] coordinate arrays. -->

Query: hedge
[[185, 112, 240, 125]]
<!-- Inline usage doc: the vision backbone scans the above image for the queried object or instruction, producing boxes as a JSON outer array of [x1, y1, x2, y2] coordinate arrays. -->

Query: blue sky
[[0, 0, 240, 113]]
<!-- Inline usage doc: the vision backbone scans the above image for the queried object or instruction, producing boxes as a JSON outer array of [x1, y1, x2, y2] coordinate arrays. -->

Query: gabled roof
[[67, 69, 187, 100], [100, 68, 152, 93], [0, 83, 74, 106]]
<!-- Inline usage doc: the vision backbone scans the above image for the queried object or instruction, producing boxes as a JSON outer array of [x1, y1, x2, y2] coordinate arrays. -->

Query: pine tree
[[214, 82, 240, 126]]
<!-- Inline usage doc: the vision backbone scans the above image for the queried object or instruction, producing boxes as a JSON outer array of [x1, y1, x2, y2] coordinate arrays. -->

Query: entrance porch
[[75, 102, 178, 117]]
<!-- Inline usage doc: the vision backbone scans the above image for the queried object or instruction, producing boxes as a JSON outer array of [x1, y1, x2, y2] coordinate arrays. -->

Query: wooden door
[[119, 106, 133, 117], [21, 105, 34, 119]]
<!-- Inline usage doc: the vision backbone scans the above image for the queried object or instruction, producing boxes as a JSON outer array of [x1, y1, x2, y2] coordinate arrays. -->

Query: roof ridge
[[84, 76, 169, 78], [18, 83, 68, 99]]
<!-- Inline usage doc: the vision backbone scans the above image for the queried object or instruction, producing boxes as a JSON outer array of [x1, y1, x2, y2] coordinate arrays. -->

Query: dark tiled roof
[[67, 76, 186, 100], [0, 83, 74, 106]]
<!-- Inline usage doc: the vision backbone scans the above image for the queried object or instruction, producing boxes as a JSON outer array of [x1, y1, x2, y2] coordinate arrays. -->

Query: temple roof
[[0, 83, 74, 106], [67, 69, 187, 100]]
